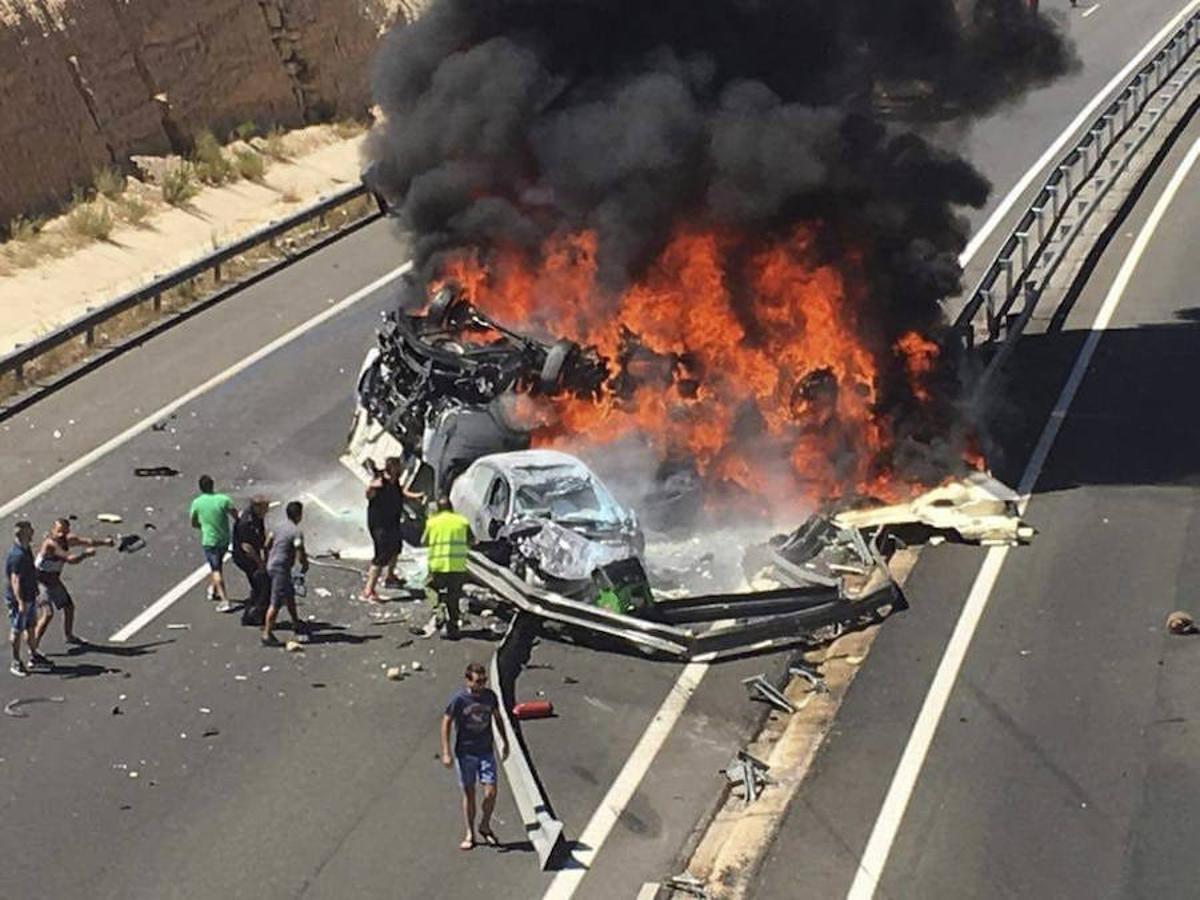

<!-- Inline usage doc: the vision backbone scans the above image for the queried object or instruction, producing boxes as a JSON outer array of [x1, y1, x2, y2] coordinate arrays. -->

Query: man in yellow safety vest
[[422, 496, 472, 639]]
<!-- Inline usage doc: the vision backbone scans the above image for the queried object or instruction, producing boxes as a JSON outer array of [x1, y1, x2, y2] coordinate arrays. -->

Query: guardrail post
[[213, 261, 222, 282], [1060, 162, 1073, 198], [84, 326, 95, 348], [1032, 206, 1045, 244], [152, 292, 162, 312], [1017, 232, 1029, 271], [1001, 257, 1013, 303], [1047, 183, 1060, 219]]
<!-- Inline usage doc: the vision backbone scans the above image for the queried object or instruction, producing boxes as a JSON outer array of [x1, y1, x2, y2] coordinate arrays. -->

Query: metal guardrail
[[0, 181, 375, 384], [491, 614, 566, 869], [954, 11, 1200, 363]]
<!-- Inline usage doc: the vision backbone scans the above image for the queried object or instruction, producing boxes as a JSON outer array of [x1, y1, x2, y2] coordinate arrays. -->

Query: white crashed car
[[450, 449, 646, 597]]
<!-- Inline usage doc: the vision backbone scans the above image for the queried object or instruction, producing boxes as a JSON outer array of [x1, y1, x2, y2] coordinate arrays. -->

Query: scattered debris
[[788, 663, 828, 694], [512, 700, 554, 720], [411, 660, 423, 672], [111, 706, 123, 716], [663, 872, 709, 899], [386, 666, 404, 681], [742, 674, 796, 714], [314, 587, 333, 598], [563, 676, 579, 685], [166, 624, 192, 631], [723, 749, 772, 805], [202, 728, 220, 738], [3, 696, 66, 718], [117, 534, 146, 553], [284, 640, 304, 653], [97, 513, 123, 524], [134, 466, 181, 477], [1167, 610, 1197, 635]]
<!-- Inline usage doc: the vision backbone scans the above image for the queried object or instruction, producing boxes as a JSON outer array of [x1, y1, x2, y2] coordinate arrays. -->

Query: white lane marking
[[958, 0, 1200, 267], [542, 661, 708, 900], [847, 133, 1200, 900], [0, 261, 413, 520], [1082, 4, 1102, 19], [109, 564, 210, 642]]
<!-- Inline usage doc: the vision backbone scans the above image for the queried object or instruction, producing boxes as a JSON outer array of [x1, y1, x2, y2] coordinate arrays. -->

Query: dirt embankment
[[0, 0, 423, 226]]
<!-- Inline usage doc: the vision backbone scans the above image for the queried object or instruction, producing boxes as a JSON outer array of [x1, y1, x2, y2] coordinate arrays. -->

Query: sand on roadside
[[0, 126, 369, 357]]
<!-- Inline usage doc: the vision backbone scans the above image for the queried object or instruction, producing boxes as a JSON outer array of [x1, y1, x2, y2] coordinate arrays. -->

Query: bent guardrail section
[[491, 614, 566, 869]]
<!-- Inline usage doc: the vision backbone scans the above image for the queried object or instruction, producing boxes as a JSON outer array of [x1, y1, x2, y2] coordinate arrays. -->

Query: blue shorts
[[455, 752, 497, 787], [6, 598, 36, 631], [202, 546, 226, 572]]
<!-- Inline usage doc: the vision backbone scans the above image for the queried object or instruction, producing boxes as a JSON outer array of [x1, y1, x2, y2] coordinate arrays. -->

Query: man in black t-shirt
[[232, 497, 270, 626], [440, 661, 509, 850], [361, 457, 424, 602]]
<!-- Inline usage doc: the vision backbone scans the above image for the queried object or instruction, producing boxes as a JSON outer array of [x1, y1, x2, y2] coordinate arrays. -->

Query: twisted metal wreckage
[[343, 286, 1034, 866]]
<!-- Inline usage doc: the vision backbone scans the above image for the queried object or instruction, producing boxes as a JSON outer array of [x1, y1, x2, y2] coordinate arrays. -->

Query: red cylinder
[[511, 700, 554, 720]]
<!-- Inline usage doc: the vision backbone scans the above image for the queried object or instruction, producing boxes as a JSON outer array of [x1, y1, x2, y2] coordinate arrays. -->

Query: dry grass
[[118, 194, 153, 227], [93, 166, 126, 200], [67, 200, 114, 240], [192, 130, 236, 186], [7, 215, 39, 242], [162, 164, 200, 206], [232, 120, 258, 142], [234, 148, 267, 182], [264, 126, 291, 161]]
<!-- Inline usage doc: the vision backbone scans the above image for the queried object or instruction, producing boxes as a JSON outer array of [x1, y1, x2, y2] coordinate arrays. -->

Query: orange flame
[[437, 224, 947, 509]]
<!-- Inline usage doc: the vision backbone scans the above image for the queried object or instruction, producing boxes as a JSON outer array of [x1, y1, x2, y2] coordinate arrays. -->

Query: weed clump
[[162, 164, 200, 206]]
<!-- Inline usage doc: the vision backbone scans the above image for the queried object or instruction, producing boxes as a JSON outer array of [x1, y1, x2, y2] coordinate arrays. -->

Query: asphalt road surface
[[2, 3, 1195, 899], [755, 52, 1200, 900]]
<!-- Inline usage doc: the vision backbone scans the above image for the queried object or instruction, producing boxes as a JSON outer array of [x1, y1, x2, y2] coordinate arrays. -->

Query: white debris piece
[[97, 513, 123, 523], [411, 660, 423, 672], [833, 472, 1035, 546]]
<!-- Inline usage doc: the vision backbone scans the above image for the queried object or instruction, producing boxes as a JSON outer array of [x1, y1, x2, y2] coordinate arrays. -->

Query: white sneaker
[[9, 661, 28, 678], [214, 601, 237, 614]]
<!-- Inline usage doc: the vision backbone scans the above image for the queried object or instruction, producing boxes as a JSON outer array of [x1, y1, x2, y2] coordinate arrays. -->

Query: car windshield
[[511, 466, 623, 526]]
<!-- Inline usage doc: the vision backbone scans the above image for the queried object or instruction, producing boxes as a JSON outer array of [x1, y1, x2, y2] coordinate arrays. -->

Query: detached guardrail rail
[[0, 181, 380, 415], [953, 10, 1200, 388]]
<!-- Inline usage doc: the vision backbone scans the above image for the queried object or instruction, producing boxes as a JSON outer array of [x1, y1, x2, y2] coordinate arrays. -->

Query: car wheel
[[539, 339, 578, 392]]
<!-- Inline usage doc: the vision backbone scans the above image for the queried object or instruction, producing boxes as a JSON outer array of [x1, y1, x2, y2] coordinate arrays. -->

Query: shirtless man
[[32, 518, 114, 649]]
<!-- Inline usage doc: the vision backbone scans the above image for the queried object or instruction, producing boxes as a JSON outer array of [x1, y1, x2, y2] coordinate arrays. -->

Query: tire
[[539, 339, 578, 392]]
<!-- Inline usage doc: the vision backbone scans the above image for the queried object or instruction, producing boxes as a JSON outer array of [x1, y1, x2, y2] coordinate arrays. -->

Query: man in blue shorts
[[6, 521, 39, 677], [441, 661, 510, 850]]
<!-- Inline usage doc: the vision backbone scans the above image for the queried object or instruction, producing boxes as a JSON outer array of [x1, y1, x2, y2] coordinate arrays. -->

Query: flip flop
[[478, 830, 499, 847], [459, 838, 475, 851]]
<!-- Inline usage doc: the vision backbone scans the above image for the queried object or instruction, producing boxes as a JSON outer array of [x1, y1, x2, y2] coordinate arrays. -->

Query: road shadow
[[979, 320, 1200, 494], [60, 638, 173, 659], [277, 620, 380, 647]]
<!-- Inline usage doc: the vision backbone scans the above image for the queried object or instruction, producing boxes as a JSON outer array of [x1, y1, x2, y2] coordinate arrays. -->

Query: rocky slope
[[0, 0, 420, 226]]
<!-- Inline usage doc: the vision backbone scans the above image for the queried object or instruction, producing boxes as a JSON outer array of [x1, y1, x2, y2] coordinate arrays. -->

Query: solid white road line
[[542, 661, 709, 900], [958, 0, 1200, 267], [846, 132, 1200, 900], [109, 563, 210, 642], [0, 261, 413, 520]]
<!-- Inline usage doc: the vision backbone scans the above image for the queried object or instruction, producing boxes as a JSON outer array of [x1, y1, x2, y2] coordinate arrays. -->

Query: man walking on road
[[7, 521, 39, 676], [232, 496, 270, 626], [422, 496, 471, 639], [441, 661, 509, 850], [189, 475, 238, 613], [32, 518, 114, 649], [262, 501, 308, 647]]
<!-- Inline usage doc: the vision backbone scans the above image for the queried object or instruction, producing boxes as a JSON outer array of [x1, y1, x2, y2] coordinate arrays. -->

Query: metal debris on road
[[742, 674, 796, 714], [663, 872, 709, 898], [788, 663, 828, 694], [117, 534, 146, 553], [134, 466, 181, 477], [723, 749, 772, 805]]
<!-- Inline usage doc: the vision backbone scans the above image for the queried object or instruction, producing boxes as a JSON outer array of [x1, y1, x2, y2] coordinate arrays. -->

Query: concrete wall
[[0, 0, 420, 226]]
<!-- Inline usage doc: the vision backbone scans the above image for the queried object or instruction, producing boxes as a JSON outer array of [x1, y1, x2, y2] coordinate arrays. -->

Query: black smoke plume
[[365, 0, 1075, 497]]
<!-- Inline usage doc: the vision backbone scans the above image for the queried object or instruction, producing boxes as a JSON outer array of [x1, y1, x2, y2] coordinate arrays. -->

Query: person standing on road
[[422, 496, 471, 639], [6, 521, 40, 677], [361, 457, 418, 602], [232, 496, 270, 627], [32, 518, 114, 649], [441, 661, 509, 851], [189, 475, 238, 613], [262, 501, 308, 647]]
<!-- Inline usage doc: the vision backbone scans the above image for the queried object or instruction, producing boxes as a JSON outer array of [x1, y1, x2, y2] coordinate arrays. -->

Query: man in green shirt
[[189, 474, 238, 613]]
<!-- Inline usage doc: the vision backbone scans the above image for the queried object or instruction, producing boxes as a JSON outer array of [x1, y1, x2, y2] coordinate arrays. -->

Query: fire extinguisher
[[511, 699, 554, 720]]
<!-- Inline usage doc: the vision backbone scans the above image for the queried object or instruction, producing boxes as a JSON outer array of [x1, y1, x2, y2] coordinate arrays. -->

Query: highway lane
[[2, 4, 1194, 899], [755, 99, 1200, 900]]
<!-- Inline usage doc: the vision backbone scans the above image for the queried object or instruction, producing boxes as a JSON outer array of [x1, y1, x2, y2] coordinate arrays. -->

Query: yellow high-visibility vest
[[423, 510, 470, 573]]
